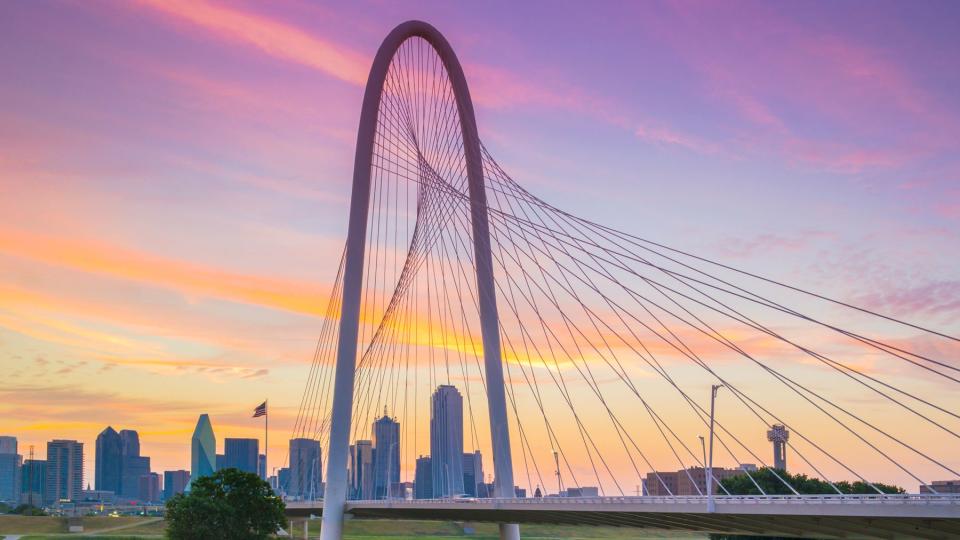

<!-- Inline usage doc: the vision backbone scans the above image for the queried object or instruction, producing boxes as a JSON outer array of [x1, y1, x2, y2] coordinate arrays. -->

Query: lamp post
[[707, 384, 723, 513], [698, 435, 707, 477], [553, 449, 562, 496]]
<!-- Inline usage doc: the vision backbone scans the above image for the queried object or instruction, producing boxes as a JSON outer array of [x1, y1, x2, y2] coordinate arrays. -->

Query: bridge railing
[[335, 493, 960, 507]]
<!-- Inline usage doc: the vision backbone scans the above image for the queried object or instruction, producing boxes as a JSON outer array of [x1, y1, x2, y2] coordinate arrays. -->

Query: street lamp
[[698, 435, 707, 474], [707, 384, 723, 513], [553, 449, 562, 496]]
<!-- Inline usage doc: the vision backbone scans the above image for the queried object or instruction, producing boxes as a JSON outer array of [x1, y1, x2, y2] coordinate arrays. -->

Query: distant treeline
[[720, 467, 905, 495]]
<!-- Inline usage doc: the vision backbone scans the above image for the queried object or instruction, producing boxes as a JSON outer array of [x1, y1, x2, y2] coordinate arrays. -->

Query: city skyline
[[0, 386, 949, 504], [1, 0, 958, 495]]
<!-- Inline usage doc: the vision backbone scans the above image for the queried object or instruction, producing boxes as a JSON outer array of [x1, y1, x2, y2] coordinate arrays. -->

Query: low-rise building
[[920, 480, 960, 494], [643, 466, 751, 496], [566, 486, 599, 497]]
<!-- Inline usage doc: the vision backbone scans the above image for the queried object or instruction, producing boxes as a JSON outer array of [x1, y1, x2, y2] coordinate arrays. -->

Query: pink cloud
[[854, 281, 960, 320], [781, 137, 914, 173], [131, 1, 716, 159], [634, 123, 718, 153], [136, 0, 369, 85], [934, 190, 960, 220], [715, 231, 833, 259], [143, 63, 358, 145], [642, 1, 957, 172], [466, 63, 581, 111]]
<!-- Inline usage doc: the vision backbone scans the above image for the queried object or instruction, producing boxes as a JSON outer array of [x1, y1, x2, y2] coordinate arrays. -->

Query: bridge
[[285, 20, 960, 540], [286, 495, 960, 539]]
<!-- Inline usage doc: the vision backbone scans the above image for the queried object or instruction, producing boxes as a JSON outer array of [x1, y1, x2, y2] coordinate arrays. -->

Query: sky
[[1, 0, 958, 492]]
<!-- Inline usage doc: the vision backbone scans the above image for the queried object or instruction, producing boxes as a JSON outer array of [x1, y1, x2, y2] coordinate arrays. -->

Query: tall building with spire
[[372, 409, 400, 500], [430, 385, 464, 498], [190, 414, 216, 488]]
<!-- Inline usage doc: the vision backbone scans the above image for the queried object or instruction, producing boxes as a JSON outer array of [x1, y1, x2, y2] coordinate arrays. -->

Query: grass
[[294, 519, 707, 539], [0, 515, 165, 537], [2, 516, 708, 539], [0, 515, 65, 533]]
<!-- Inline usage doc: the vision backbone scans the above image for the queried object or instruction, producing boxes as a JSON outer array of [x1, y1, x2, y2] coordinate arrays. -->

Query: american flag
[[253, 401, 267, 418]]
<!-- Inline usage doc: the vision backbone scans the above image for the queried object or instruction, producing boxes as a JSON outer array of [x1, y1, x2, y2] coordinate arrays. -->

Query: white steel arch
[[320, 20, 518, 540]]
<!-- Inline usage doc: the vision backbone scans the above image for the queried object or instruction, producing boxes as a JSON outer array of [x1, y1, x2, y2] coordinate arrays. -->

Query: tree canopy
[[10, 504, 46, 516], [165, 468, 287, 540], [720, 467, 904, 495]]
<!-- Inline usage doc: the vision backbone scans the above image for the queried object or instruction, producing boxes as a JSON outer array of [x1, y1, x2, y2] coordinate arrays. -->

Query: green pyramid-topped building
[[190, 414, 216, 489]]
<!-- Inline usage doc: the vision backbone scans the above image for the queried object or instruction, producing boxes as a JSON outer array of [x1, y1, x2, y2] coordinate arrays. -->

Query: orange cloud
[[0, 227, 836, 388], [0, 310, 157, 356], [0, 228, 330, 317], [0, 278, 318, 380]]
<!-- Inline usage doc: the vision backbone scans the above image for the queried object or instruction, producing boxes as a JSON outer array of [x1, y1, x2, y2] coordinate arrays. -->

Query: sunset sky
[[1, 1, 958, 491]]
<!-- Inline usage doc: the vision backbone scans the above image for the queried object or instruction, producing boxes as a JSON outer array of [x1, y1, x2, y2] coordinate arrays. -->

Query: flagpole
[[265, 398, 269, 482]]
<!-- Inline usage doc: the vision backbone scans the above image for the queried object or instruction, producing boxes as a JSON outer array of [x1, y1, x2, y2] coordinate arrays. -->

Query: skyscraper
[[414, 455, 432, 499], [190, 414, 216, 488], [0, 436, 19, 503], [95, 427, 122, 494], [20, 459, 46, 506], [138, 472, 161, 502], [348, 440, 373, 500], [289, 438, 321, 500], [119, 430, 140, 458], [123, 456, 150, 500], [0, 436, 16, 454], [258, 454, 266, 480], [45, 440, 83, 503], [163, 470, 189, 500], [431, 385, 464, 498], [372, 411, 400, 499], [462, 450, 483, 497], [277, 467, 290, 495], [223, 438, 259, 474], [117, 430, 150, 500]]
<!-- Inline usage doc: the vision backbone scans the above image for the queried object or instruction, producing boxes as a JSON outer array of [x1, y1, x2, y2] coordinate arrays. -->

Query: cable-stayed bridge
[[286, 495, 959, 539], [286, 21, 960, 540]]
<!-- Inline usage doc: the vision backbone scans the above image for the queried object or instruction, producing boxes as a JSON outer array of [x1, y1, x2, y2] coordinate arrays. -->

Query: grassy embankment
[[1, 515, 708, 539]]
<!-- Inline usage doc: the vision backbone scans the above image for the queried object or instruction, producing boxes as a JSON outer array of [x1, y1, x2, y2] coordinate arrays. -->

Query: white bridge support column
[[321, 20, 518, 540]]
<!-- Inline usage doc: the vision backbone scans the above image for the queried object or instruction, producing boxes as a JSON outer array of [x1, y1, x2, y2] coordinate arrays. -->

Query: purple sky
[[1, 0, 957, 488]]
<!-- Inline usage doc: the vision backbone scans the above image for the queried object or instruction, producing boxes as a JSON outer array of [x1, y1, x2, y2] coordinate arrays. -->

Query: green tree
[[11, 504, 46, 516], [720, 467, 904, 496], [165, 468, 287, 540]]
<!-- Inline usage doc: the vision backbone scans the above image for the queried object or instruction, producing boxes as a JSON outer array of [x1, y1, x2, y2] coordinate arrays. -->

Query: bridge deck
[[286, 495, 960, 539]]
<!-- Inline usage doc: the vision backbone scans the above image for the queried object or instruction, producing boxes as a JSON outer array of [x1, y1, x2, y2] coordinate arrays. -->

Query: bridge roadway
[[287, 494, 960, 539]]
